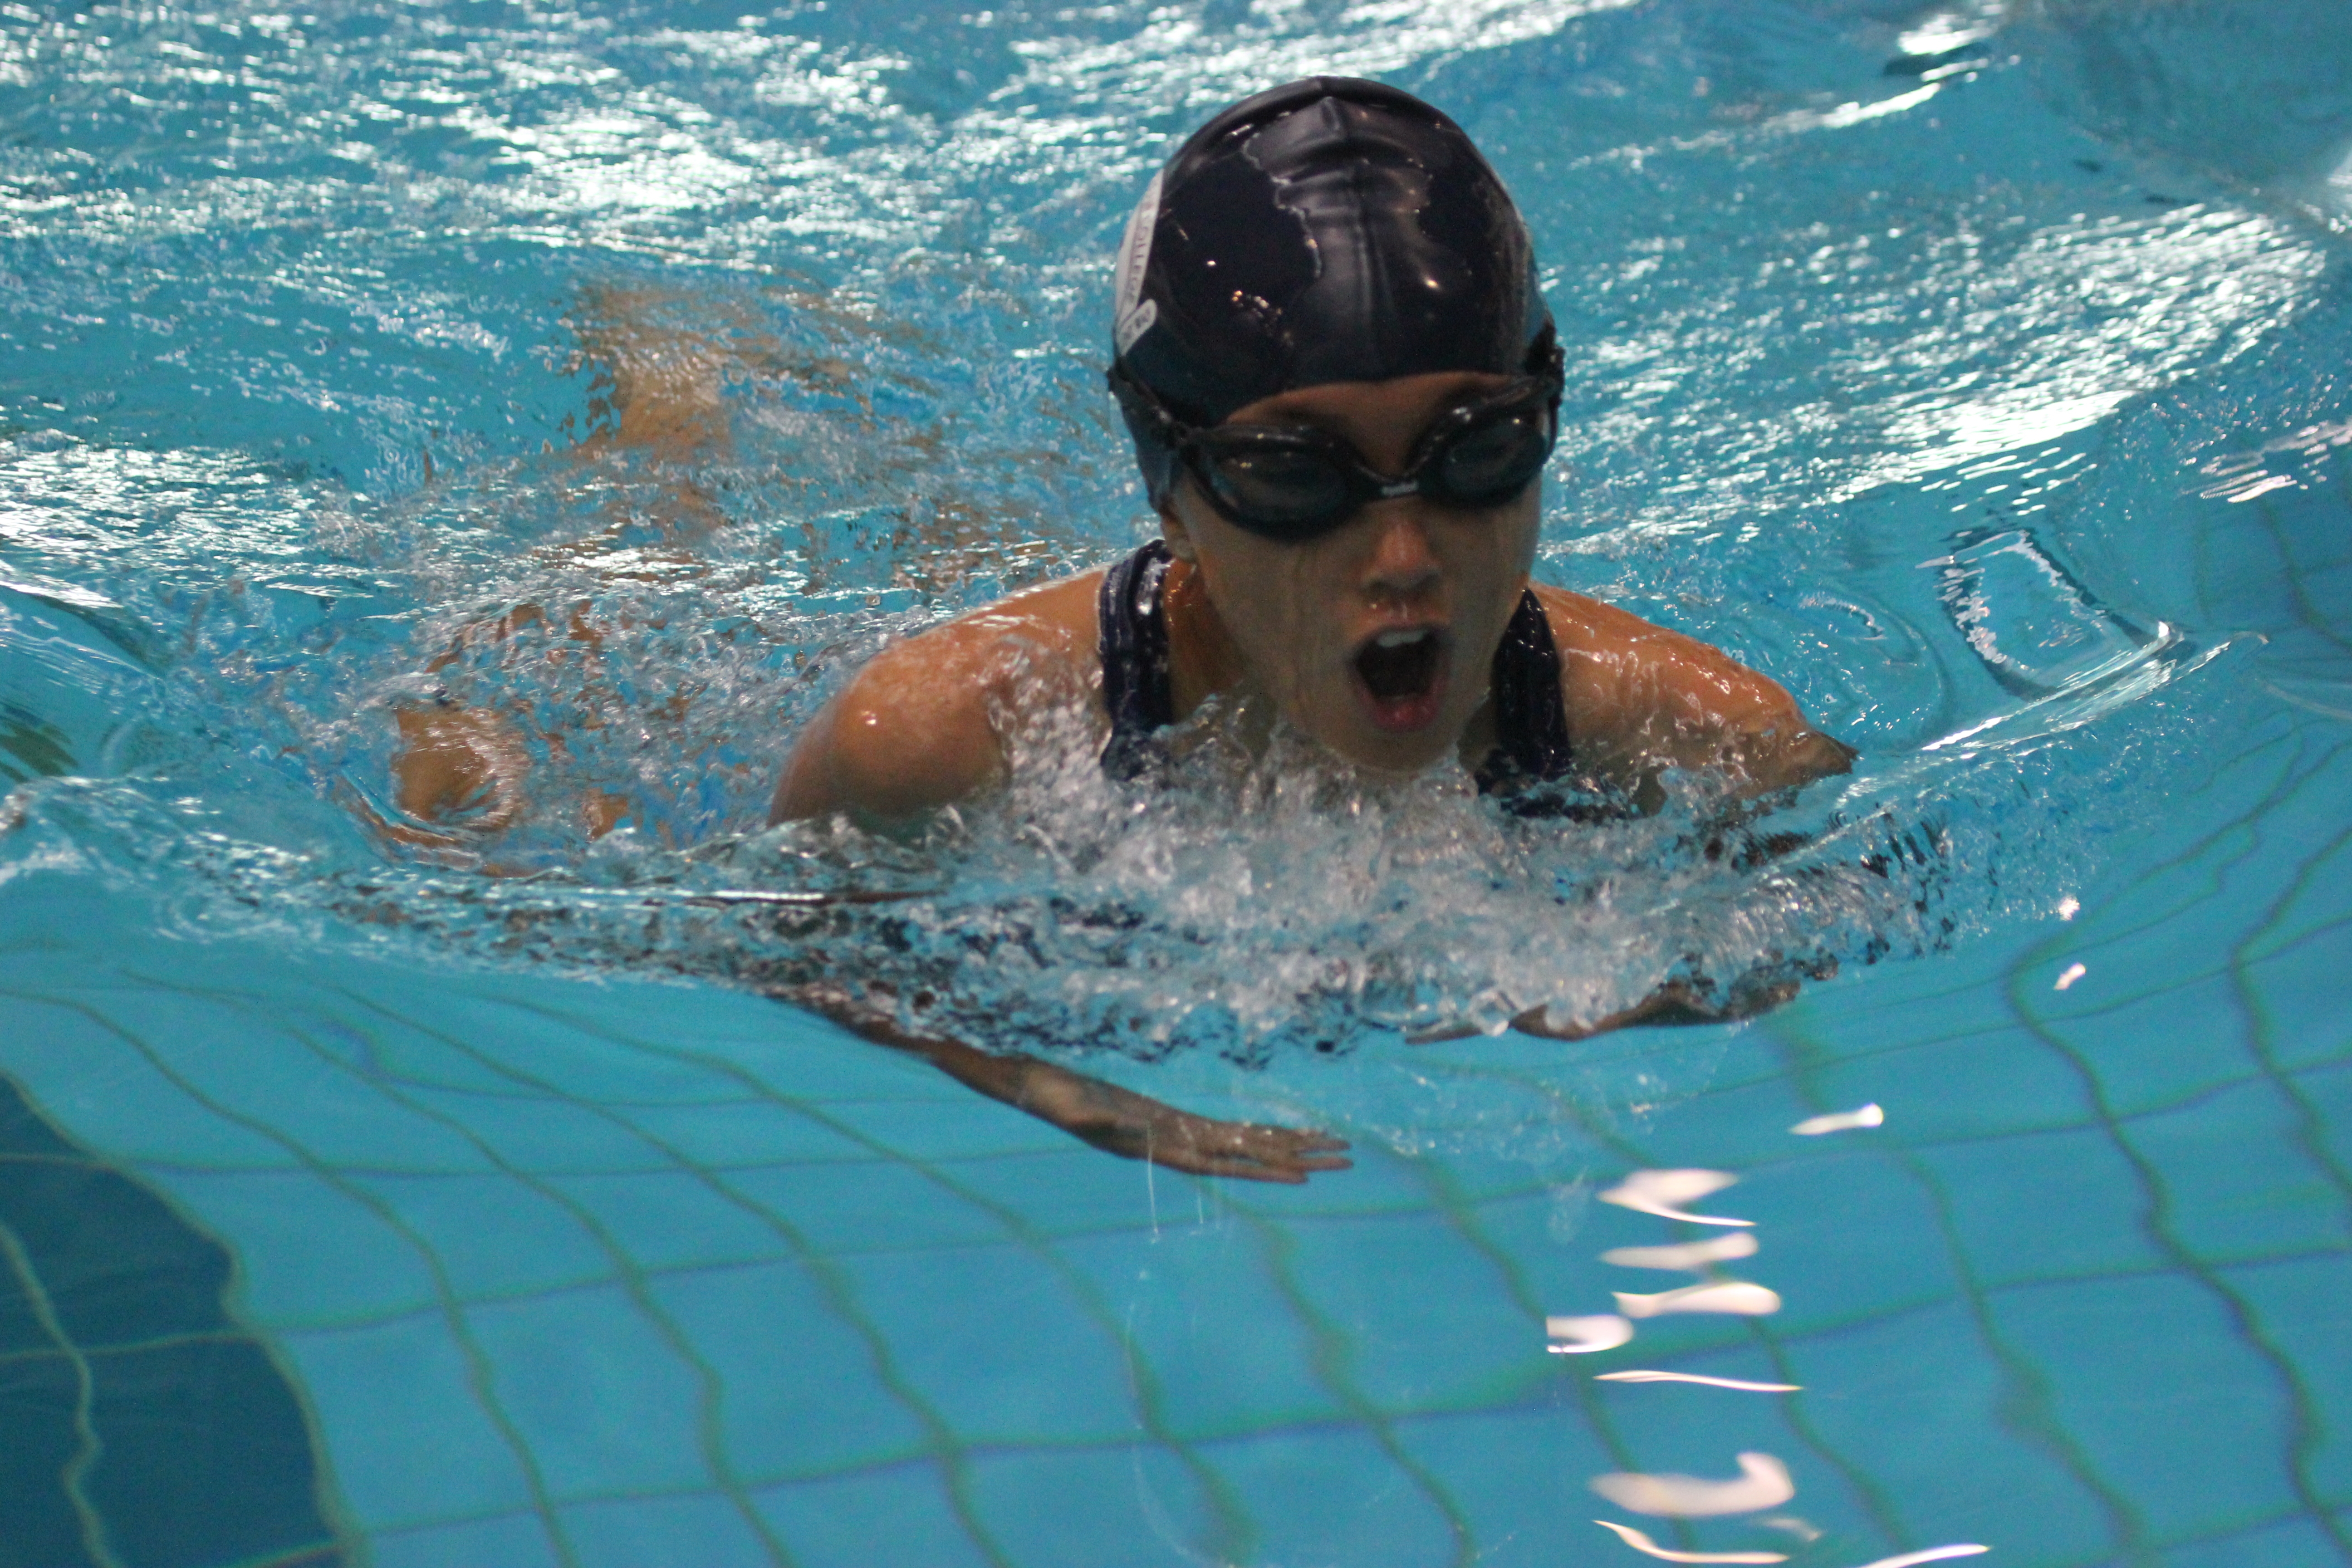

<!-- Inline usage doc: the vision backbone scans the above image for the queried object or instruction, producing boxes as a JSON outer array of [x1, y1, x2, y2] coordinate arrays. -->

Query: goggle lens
[[1182, 380, 1558, 540], [1434, 405, 1552, 505], [1202, 447, 1357, 536]]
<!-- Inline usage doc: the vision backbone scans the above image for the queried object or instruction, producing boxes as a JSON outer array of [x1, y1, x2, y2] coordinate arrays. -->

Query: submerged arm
[[769, 981, 1352, 1182]]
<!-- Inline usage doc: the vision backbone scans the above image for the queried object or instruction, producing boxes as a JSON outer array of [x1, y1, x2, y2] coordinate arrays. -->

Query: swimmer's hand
[[771, 982, 1352, 1183], [1002, 1059, 1353, 1183]]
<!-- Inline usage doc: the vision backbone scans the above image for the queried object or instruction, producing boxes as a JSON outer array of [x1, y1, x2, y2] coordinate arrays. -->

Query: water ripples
[[2, 0, 2337, 1071]]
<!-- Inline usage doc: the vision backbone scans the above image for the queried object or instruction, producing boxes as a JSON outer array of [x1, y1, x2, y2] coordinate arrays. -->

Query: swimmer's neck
[[1157, 555, 1500, 771]]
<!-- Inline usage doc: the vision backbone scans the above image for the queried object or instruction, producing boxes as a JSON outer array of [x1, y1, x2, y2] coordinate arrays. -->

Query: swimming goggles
[[1110, 353, 1563, 543]]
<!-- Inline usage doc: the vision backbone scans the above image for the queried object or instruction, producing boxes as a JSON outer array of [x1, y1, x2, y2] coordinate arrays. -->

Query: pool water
[[2, 0, 2350, 1564]]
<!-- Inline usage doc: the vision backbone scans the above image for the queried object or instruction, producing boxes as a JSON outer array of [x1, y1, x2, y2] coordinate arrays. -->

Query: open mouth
[[1350, 626, 1450, 732]]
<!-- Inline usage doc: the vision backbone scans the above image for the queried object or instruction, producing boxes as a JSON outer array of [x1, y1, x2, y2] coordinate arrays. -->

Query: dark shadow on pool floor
[[0, 1072, 345, 1568]]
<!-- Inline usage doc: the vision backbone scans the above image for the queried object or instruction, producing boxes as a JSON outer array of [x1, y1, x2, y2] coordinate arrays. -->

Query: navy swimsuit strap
[[1475, 587, 1576, 790], [1097, 539, 1176, 781], [1096, 541, 1573, 790]]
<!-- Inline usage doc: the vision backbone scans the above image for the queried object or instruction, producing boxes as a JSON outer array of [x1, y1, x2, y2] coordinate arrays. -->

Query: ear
[[1157, 500, 1200, 564]]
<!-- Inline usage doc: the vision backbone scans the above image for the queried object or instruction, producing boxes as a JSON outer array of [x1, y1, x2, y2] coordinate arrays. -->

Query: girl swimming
[[776, 78, 1851, 824], [397, 79, 1852, 1183]]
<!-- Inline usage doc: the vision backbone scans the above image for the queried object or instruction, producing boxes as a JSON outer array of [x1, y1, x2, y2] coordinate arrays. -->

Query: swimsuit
[[1095, 539, 1573, 792]]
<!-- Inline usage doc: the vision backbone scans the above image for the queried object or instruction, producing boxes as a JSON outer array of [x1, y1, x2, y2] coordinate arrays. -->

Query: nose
[[1360, 502, 1443, 606]]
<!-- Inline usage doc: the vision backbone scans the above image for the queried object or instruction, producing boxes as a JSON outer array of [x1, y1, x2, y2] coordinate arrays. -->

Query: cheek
[[1191, 532, 1358, 705], [1455, 499, 1540, 610], [1215, 548, 1315, 671]]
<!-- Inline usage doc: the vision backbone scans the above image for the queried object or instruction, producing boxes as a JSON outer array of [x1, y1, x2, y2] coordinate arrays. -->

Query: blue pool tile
[[2157, 1510, 2347, 1568], [687, 1012, 990, 1108], [543, 1168, 792, 1274], [153, 1168, 440, 1329], [348, 1171, 617, 1301], [355, 987, 769, 1108], [1387, 1402, 1627, 1568], [0, 1352, 88, 1568], [2127, 1078, 2347, 1262], [2250, 949, 2352, 1074], [2290, 1060, 2352, 1186], [1455, 1185, 1612, 1309], [819, 1085, 1077, 1162], [2217, 1252, 2352, 1506], [1399, 1147, 1566, 1216], [1229, 1132, 1472, 1220], [0, 996, 299, 1170], [1773, 1297, 2118, 1563], [839, 1241, 1138, 1448], [1597, 1367, 1815, 1490], [99, 993, 503, 1174], [368, 1509, 566, 1568], [279, 998, 544, 1099], [967, 1442, 1229, 1568], [510, 985, 928, 1100], [561, 1491, 782, 1568], [1196, 1425, 1464, 1568], [392, 1084, 691, 1177], [466, 1281, 716, 1501], [1619, 1056, 1848, 1173], [1912, 1124, 2169, 1291], [1989, 1273, 2302, 1542], [1729, 1148, 1968, 1335], [647, 1258, 930, 1480], [752, 1462, 997, 1568], [616, 1096, 887, 1170], [1278, 1206, 1538, 1413], [921, 1144, 1164, 1243], [282, 1313, 547, 1530], [720, 1157, 1016, 1255], [1055, 1223, 1345, 1441], [2040, 970, 2267, 1119], [1793, 1021, 2097, 1146]]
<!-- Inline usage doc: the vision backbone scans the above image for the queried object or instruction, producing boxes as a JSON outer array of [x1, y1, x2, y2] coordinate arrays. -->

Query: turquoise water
[[2, 0, 2350, 1564]]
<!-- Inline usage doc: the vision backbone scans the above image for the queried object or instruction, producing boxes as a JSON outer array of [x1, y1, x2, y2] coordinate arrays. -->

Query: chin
[[1323, 722, 1460, 776]]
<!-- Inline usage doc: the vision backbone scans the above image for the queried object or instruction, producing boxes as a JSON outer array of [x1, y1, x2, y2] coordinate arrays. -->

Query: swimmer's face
[[1161, 371, 1542, 774]]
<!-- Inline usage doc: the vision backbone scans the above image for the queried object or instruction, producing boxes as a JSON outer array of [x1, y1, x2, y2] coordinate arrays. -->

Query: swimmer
[[395, 79, 1854, 1183], [775, 79, 1852, 822]]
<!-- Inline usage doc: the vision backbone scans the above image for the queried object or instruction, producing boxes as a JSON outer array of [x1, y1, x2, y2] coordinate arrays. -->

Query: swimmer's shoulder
[[769, 568, 1107, 823], [1526, 582, 1851, 789], [1527, 582, 1788, 709]]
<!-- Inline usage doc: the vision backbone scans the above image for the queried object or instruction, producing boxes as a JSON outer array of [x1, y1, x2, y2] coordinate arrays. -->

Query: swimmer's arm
[[1534, 586, 1856, 798], [768, 629, 1009, 823], [1505, 968, 1814, 1041], [769, 982, 1352, 1182], [769, 574, 1103, 825]]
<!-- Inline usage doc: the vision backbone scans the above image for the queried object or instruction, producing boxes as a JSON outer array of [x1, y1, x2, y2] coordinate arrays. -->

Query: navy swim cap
[[1109, 78, 1554, 504]]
